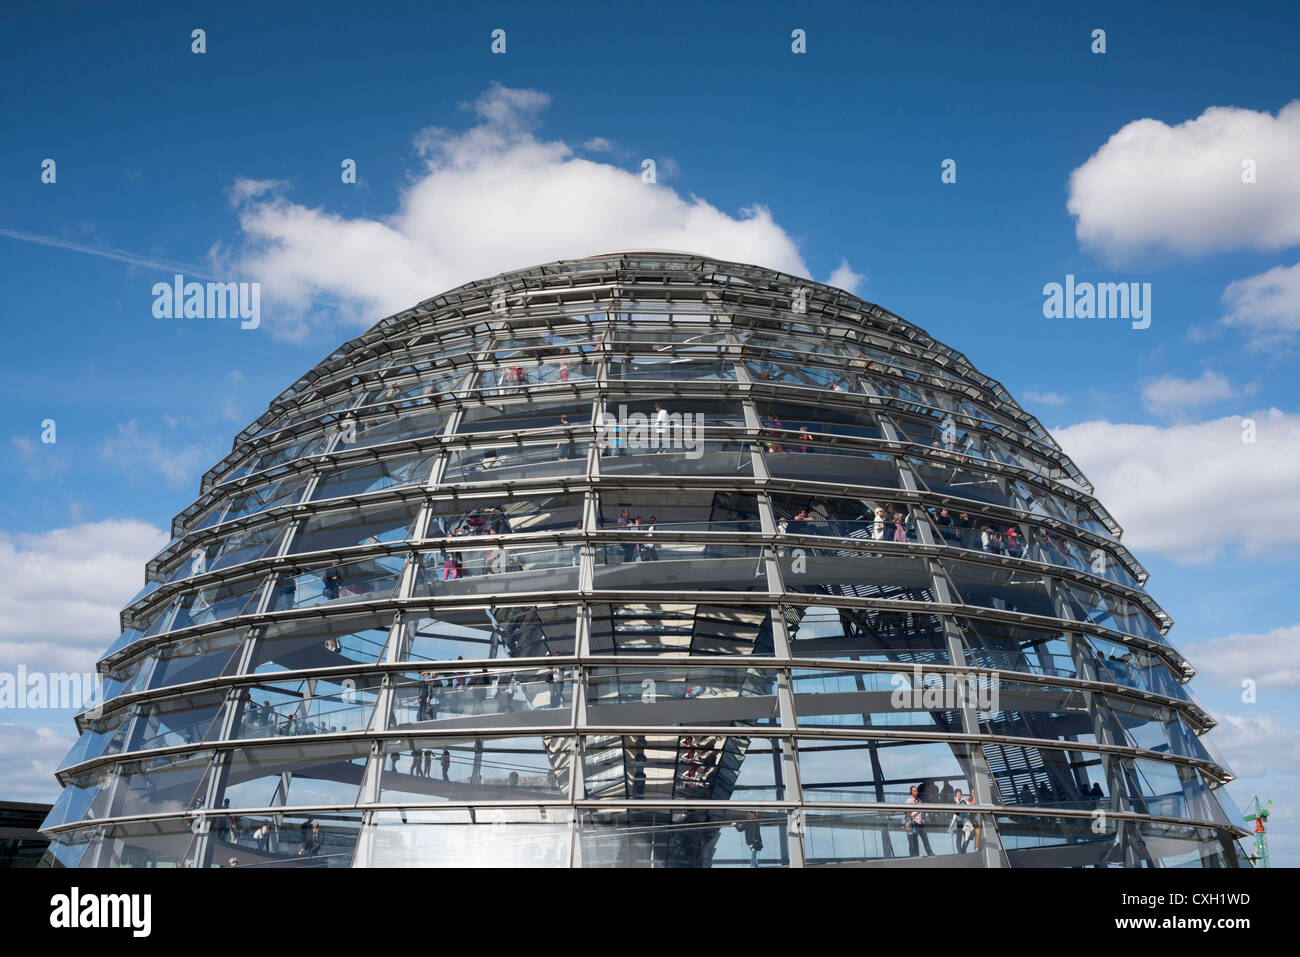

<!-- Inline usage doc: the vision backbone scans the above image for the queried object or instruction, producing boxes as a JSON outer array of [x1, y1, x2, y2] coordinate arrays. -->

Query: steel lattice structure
[[41, 252, 1249, 868]]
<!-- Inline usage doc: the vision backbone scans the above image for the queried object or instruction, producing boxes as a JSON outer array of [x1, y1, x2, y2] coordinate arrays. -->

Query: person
[[980, 525, 995, 553], [654, 402, 669, 452], [949, 787, 968, 851], [298, 818, 321, 859], [549, 658, 566, 707], [960, 794, 979, 852], [276, 569, 298, 610], [797, 425, 810, 452], [322, 561, 344, 601], [640, 516, 659, 561], [872, 507, 886, 541], [939, 780, 954, 805], [423, 749, 433, 777], [1090, 782, 1104, 802], [903, 785, 935, 857], [554, 414, 576, 461], [417, 676, 430, 721], [619, 509, 636, 563], [227, 857, 239, 867], [253, 823, 269, 853], [440, 548, 459, 582], [1005, 526, 1022, 558], [734, 811, 763, 868], [497, 674, 516, 713], [440, 749, 452, 781]]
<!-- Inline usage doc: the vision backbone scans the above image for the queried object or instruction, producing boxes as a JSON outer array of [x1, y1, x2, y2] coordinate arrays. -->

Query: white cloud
[[1055, 408, 1300, 562], [1067, 101, 1300, 261], [100, 420, 217, 489], [1210, 714, 1300, 779], [1184, 624, 1300, 691], [582, 137, 617, 153], [1139, 370, 1252, 417], [0, 723, 74, 803], [226, 83, 813, 340], [1022, 390, 1068, 407], [0, 520, 168, 674], [826, 258, 866, 294], [1220, 260, 1300, 350]]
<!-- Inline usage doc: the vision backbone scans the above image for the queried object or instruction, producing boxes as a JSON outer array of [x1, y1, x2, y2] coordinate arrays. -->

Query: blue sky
[[2, 0, 1297, 863]]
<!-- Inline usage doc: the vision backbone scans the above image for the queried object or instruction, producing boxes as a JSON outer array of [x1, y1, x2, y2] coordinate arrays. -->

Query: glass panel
[[786, 606, 951, 665], [588, 604, 775, 657], [441, 441, 589, 485], [219, 740, 370, 809], [387, 666, 572, 728], [398, 605, 578, 661], [592, 544, 766, 592], [68, 817, 199, 868], [310, 450, 436, 501], [580, 735, 788, 801], [804, 808, 997, 864], [412, 546, 578, 597], [269, 554, 405, 612], [288, 500, 421, 555], [577, 808, 789, 868], [247, 613, 393, 675], [957, 618, 1080, 680], [784, 551, 939, 602], [585, 666, 781, 728], [92, 750, 214, 819], [596, 488, 761, 534], [796, 738, 987, 804], [200, 810, 362, 868], [792, 667, 974, 730], [374, 735, 573, 803], [357, 807, 573, 868], [424, 492, 585, 538], [228, 674, 383, 740]]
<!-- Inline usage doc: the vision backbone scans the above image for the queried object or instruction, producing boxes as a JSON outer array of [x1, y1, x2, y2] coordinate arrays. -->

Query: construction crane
[[1242, 795, 1272, 868]]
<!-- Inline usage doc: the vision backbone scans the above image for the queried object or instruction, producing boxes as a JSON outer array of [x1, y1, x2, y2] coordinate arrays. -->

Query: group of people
[[220, 816, 323, 865], [615, 509, 660, 561], [929, 507, 1025, 558], [241, 698, 341, 737], [411, 659, 570, 720], [773, 504, 913, 544], [1014, 779, 1105, 807], [394, 747, 454, 781], [902, 781, 981, 857]]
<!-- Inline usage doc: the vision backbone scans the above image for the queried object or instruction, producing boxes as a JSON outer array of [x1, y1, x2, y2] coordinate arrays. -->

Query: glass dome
[[41, 252, 1249, 868]]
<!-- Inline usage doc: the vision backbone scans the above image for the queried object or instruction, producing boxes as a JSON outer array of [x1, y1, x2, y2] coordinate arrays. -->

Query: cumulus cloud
[[0, 724, 74, 803], [0, 520, 168, 674], [1220, 260, 1300, 350], [225, 83, 815, 340], [1055, 408, 1300, 562], [1183, 624, 1300, 691], [826, 258, 866, 294], [1067, 101, 1300, 262], [1210, 714, 1300, 780], [1139, 370, 1253, 417]]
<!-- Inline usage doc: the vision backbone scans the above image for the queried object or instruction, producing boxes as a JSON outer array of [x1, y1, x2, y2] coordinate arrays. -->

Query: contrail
[[0, 226, 221, 280]]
